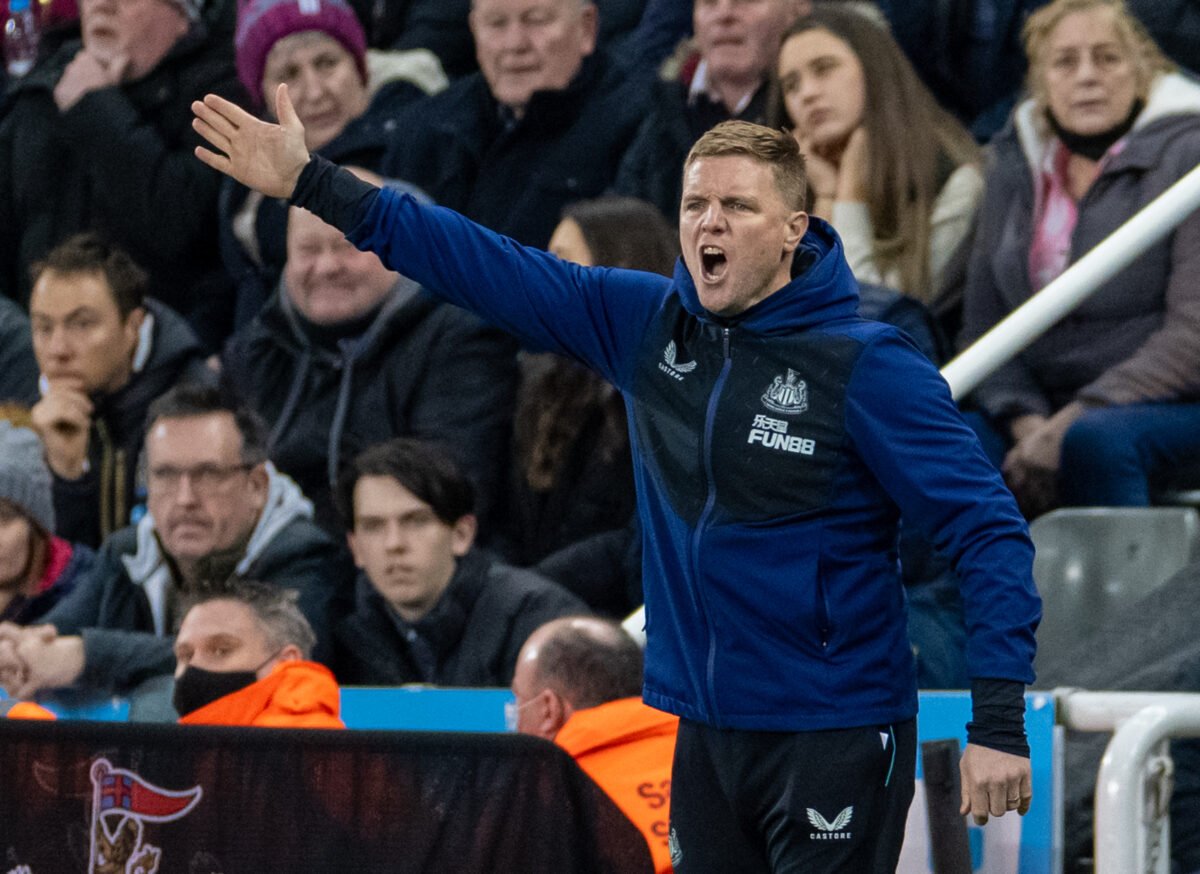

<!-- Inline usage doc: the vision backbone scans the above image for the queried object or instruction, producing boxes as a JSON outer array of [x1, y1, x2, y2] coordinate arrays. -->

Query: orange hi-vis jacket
[[178, 660, 344, 729], [1, 700, 56, 720], [555, 697, 679, 874]]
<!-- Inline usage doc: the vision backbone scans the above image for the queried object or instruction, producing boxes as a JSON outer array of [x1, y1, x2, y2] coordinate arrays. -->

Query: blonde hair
[[1023, 0, 1174, 108], [685, 120, 809, 211]]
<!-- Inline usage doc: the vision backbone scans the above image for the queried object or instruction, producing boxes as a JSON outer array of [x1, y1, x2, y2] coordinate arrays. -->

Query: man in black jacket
[[333, 438, 586, 687], [0, 0, 243, 346], [379, 0, 649, 248], [220, 175, 518, 535], [28, 235, 211, 548], [0, 385, 350, 697]]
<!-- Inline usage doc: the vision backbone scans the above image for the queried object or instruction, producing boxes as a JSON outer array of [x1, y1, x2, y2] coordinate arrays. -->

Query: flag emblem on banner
[[88, 758, 203, 874]]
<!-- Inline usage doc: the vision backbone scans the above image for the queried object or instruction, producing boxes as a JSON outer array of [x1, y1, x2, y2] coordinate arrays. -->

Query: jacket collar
[[366, 549, 491, 662], [269, 277, 430, 364], [178, 659, 341, 726], [486, 50, 606, 137], [555, 697, 679, 757]]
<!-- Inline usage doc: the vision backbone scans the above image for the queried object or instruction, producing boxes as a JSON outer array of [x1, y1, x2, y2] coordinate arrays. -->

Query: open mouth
[[700, 246, 728, 282]]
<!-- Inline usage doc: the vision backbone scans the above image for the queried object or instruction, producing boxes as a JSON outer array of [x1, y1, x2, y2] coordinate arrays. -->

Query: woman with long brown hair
[[770, 6, 982, 306]]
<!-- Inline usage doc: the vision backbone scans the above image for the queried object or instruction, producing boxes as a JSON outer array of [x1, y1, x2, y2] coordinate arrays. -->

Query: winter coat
[[960, 73, 1200, 420], [40, 465, 351, 692], [49, 299, 212, 549], [293, 163, 1041, 732], [220, 282, 518, 535], [333, 550, 587, 686], [380, 51, 648, 248], [0, 26, 244, 346]]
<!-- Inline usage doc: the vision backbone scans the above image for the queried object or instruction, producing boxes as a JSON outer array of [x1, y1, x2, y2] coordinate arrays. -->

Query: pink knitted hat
[[235, 0, 367, 108]]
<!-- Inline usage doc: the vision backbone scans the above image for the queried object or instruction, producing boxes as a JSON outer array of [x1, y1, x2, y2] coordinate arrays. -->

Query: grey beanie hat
[[0, 421, 55, 534]]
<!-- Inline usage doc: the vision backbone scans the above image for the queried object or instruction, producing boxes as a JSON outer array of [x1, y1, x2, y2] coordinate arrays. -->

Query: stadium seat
[[1031, 507, 1200, 673]]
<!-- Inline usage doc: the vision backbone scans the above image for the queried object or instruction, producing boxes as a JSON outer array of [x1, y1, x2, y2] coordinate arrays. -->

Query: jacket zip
[[817, 573, 831, 650], [689, 327, 732, 723]]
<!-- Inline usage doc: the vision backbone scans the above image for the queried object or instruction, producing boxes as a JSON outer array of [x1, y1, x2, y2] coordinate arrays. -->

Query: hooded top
[[293, 158, 1040, 732], [118, 463, 318, 637], [40, 464, 348, 692], [379, 50, 650, 249]]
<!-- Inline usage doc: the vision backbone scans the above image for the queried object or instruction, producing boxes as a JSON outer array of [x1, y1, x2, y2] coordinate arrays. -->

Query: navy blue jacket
[[295, 162, 1041, 731]]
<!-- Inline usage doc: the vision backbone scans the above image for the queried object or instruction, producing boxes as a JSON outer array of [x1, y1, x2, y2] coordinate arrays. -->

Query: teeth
[[702, 246, 723, 255]]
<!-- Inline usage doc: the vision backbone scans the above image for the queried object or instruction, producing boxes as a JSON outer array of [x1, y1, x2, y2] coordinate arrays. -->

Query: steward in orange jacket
[[178, 660, 343, 729], [555, 697, 678, 873]]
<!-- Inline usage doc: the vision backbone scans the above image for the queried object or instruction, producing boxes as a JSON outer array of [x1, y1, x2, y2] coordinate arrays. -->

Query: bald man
[[511, 617, 677, 874]]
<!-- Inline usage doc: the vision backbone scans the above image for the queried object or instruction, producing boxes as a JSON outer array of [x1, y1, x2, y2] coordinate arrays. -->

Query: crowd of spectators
[[1, 0, 1199, 867]]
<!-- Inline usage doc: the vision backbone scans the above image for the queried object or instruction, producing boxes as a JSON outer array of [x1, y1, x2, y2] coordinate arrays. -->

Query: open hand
[[192, 84, 310, 199]]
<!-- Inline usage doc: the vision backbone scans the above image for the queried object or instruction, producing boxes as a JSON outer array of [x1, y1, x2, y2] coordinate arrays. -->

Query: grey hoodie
[[41, 466, 350, 693]]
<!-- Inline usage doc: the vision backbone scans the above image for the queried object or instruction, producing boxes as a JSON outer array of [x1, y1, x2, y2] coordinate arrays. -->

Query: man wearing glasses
[[0, 384, 348, 700]]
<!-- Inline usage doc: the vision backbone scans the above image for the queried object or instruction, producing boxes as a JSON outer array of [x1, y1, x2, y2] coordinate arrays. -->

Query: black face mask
[[172, 652, 280, 718], [1046, 98, 1144, 162]]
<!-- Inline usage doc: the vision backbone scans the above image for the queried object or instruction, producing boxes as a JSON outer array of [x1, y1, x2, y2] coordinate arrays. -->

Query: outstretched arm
[[191, 84, 312, 200], [193, 84, 667, 390]]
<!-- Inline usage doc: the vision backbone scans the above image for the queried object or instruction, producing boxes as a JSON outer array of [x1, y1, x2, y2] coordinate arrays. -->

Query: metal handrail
[[1057, 689, 1200, 874], [943, 161, 1200, 400]]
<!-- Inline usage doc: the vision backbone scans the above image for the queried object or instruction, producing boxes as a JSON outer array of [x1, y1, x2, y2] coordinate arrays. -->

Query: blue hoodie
[[299, 166, 1040, 732]]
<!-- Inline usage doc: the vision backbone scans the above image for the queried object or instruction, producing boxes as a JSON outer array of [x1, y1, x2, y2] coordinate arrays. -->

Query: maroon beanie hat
[[235, 0, 368, 108]]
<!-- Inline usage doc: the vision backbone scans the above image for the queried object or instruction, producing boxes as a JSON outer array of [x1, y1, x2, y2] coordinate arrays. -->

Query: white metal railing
[[943, 161, 1200, 400], [1057, 689, 1200, 874]]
